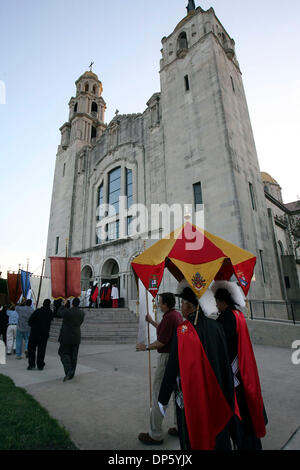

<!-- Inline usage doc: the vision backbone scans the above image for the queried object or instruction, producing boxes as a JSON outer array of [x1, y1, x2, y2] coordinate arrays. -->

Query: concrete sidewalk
[[1, 342, 300, 450]]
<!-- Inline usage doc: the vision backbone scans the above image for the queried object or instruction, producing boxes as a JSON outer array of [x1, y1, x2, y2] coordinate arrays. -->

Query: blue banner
[[21, 270, 32, 298]]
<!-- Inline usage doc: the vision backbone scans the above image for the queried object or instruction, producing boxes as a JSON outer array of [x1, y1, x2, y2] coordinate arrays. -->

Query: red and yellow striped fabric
[[131, 222, 256, 298]]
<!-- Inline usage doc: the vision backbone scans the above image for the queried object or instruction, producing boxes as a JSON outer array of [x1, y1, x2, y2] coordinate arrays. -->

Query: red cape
[[233, 310, 266, 438], [177, 320, 233, 450], [105, 287, 111, 301], [91, 287, 99, 302]]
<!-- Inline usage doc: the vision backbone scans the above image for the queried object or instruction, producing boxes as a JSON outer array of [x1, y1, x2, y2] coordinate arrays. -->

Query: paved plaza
[[1, 342, 300, 450]]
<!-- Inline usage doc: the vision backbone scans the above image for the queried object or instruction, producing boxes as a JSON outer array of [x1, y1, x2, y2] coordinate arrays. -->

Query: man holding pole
[[136, 292, 182, 445]]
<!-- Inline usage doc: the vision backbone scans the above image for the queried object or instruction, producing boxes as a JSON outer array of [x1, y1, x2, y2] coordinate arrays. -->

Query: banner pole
[[36, 259, 45, 309], [25, 258, 29, 300], [7, 270, 10, 305], [16, 265, 21, 304]]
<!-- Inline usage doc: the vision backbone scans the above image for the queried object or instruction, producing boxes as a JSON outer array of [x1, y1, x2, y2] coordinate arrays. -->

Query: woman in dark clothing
[[214, 287, 267, 450]]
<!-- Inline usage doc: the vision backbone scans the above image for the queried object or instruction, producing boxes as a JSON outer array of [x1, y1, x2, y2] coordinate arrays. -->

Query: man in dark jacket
[[57, 298, 85, 382], [27, 299, 54, 370]]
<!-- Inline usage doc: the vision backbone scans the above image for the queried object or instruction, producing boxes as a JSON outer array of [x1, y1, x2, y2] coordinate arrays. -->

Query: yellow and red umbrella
[[131, 222, 256, 299]]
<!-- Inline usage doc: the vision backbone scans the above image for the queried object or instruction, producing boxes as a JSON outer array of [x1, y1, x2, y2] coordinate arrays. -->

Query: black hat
[[175, 287, 199, 307]]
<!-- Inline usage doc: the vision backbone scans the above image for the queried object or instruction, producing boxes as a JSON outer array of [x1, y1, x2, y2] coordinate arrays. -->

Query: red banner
[[50, 257, 81, 299], [7, 273, 22, 304]]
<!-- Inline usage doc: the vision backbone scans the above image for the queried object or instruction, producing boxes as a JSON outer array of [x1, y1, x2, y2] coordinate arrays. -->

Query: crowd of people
[[82, 282, 120, 309], [0, 297, 85, 382], [0, 279, 267, 450]]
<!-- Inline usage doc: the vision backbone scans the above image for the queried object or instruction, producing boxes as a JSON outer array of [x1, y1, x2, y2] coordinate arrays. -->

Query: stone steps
[[49, 307, 139, 344]]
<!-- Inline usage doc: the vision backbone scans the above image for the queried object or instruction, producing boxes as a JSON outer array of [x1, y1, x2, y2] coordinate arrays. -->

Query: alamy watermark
[[95, 199, 205, 250], [291, 340, 300, 365], [0, 80, 6, 104]]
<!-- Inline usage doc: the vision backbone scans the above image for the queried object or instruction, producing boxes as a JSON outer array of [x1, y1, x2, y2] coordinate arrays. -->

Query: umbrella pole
[[245, 298, 251, 320], [144, 240, 152, 409], [145, 284, 152, 409], [136, 278, 140, 318]]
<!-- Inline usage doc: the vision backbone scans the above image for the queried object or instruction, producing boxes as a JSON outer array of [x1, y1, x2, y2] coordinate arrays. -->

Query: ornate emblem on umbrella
[[191, 272, 206, 292]]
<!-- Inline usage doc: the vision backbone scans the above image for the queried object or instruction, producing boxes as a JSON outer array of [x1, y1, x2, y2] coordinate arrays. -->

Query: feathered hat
[[211, 280, 246, 307], [176, 279, 246, 317], [176, 280, 201, 324]]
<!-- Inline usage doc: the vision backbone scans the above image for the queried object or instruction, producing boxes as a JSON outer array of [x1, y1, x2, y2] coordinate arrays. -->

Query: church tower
[[45, 69, 107, 276], [60, 70, 107, 149], [159, 3, 281, 300]]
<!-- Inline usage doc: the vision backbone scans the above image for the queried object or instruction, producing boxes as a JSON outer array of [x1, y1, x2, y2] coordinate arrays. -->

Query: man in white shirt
[[6, 306, 19, 354], [111, 283, 119, 308]]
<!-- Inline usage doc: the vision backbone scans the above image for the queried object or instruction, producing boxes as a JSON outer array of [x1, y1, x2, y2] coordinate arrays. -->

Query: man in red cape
[[158, 287, 235, 450], [214, 287, 267, 449]]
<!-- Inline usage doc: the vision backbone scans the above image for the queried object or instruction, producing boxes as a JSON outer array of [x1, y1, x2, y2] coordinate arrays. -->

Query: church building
[[45, 2, 300, 314]]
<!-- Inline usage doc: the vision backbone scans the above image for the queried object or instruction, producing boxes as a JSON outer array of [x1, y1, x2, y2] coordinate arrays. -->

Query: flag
[[50, 257, 81, 299]]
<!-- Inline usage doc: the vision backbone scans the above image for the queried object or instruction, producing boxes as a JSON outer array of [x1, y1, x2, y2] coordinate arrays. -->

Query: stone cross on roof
[[89, 61, 94, 72]]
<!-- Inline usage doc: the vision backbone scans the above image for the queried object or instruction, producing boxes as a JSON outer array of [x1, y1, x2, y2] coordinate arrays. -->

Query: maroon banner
[[50, 257, 81, 299], [7, 273, 22, 304]]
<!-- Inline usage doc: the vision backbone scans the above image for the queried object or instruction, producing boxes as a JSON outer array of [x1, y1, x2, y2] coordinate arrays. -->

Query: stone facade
[[45, 5, 299, 308], [262, 172, 300, 304]]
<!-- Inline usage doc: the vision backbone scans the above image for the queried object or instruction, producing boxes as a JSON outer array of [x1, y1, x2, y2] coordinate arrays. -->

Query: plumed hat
[[176, 280, 200, 324], [176, 279, 215, 316], [211, 281, 246, 308], [198, 280, 246, 316], [175, 286, 199, 307]]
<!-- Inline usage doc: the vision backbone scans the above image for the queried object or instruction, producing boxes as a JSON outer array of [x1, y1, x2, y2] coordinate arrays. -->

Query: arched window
[[85, 83, 89, 92], [91, 102, 98, 113], [93, 85, 97, 95], [74, 102, 78, 113], [178, 32, 188, 51], [91, 126, 97, 139]]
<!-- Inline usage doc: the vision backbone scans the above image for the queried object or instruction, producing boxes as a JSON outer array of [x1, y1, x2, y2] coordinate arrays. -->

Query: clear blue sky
[[0, 0, 299, 276]]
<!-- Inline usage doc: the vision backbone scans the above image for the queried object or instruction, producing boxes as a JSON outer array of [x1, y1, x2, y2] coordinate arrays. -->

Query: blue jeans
[[16, 330, 30, 357]]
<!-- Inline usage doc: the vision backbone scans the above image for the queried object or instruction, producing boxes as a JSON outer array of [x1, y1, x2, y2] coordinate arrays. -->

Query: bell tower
[[45, 68, 107, 277], [159, 3, 282, 300], [60, 69, 107, 149]]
